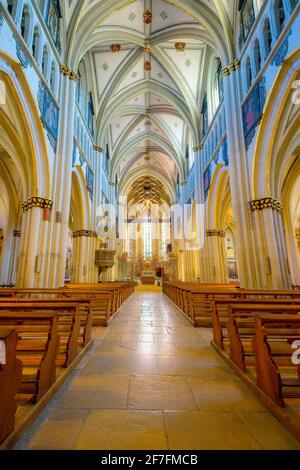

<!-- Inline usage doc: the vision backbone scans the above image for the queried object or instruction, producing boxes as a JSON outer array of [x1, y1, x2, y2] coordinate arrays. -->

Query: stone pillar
[[71, 230, 93, 282], [0, 229, 21, 286], [193, 144, 206, 282], [16, 197, 53, 288], [91, 145, 104, 283], [221, 61, 259, 288], [206, 229, 228, 283], [250, 198, 291, 289], [49, 65, 77, 287]]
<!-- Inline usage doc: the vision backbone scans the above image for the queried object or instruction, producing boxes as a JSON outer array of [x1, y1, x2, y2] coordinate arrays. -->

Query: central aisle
[[18, 292, 300, 450]]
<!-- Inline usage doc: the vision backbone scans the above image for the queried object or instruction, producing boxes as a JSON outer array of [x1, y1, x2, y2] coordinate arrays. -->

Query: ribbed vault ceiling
[[63, 0, 236, 204], [127, 175, 171, 206]]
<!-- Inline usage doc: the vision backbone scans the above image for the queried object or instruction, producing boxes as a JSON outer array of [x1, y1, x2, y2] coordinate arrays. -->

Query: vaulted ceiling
[[62, 0, 236, 205]]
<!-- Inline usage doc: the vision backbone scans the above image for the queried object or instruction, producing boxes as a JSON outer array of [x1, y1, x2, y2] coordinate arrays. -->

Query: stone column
[[49, 65, 77, 287], [193, 144, 207, 282], [0, 229, 21, 286], [91, 145, 104, 283], [250, 198, 291, 289], [206, 229, 228, 283], [72, 230, 97, 283], [221, 61, 259, 288], [16, 197, 53, 288]]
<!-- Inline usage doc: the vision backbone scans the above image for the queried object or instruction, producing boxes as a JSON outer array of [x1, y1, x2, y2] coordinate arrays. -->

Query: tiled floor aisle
[[18, 292, 300, 450]]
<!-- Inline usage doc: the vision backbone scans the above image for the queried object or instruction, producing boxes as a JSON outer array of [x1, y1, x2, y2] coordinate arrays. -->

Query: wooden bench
[[0, 303, 81, 369], [0, 298, 93, 348], [65, 282, 134, 312], [253, 315, 300, 407], [0, 289, 113, 327], [163, 281, 300, 326], [219, 304, 300, 372], [60, 290, 113, 325], [211, 298, 300, 351], [0, 329, 22, 443], [0, 312, 59, 403], [162, 282, 240, 322], [212, 306, 300, 441]]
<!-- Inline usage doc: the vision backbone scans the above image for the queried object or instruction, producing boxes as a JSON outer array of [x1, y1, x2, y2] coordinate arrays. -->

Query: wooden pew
[[65, 282, 134, 311], [60, 290, 113, 325], [6, 282, 135, 324], [0, 289, 113, 327], [0, 298, 93, 348], [252, 315, 300, 407], [0, 329, 22, 443], [162, 282, 240, 322], [0, 303, 80, 369], [224, 304, 300, 372], [0, 312, 59, 403], [163, 281, 300, 326], [211, 298, 300, 351]]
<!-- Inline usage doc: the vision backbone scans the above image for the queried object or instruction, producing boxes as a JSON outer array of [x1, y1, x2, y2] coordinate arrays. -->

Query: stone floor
[[16, 292, 300, 450]]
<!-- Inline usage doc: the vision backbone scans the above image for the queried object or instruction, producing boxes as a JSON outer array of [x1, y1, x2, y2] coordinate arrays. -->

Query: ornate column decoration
[[221, 59, 240, 77], [249, 198, 283, 214], [94, 144, 104, 153], [60, 65, 77, 81], [192, 143, 203, 152], [206, 229, 226, 238], [12, 230, 22, 238], [73, 230, 97, 239], [21, 197, 53, 213]]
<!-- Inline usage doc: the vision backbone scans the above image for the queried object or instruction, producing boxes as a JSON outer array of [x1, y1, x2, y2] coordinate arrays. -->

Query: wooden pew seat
[[0, 312, 59, 403], [0, 329, 22, 443], [253, 315, 300, 407]]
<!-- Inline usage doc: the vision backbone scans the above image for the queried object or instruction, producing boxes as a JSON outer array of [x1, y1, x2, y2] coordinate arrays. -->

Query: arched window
[[50, 62, 56, 93], [263, 19, 272, 57], [42, 45, 48, 78], [32, 26, 40, 63], [20, 5, 30, 43], [254, 39, 262, 74], [246, 57, 252, 90], [290, 0, 298, 10], [274, 0, 286, 35], [7, 0, 16, 18]]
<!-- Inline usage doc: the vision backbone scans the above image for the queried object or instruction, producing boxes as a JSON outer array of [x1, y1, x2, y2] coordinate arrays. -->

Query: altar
[[141, 271, 156, 285]]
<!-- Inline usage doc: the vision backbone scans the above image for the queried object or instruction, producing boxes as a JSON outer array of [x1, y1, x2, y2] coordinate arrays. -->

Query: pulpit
[[95, 242, 116, 281]]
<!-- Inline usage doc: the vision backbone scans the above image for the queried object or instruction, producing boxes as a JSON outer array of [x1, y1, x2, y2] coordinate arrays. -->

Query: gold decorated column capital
[[60, 65, 78, 81], [12, 230, 22, 238], [249, 197, 282, 214], [73, 230, 97, 239], [22, 197, 53, 213], [206, 229, 226, 238], [222, 59, 240, 77], [94, 145, 104, 153], [193, 143, 203, 152]]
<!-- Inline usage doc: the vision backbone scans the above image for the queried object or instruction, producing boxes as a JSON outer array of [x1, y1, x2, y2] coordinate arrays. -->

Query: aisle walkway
[[17, 292, 300, 450]]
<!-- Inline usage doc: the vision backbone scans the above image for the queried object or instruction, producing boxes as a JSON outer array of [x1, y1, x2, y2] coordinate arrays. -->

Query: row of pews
[[163, 281, 300, 440], [0, 282, 134, 447]]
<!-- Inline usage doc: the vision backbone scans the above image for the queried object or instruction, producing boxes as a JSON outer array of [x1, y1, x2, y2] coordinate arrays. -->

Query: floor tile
[[75, 410, 168, 450]]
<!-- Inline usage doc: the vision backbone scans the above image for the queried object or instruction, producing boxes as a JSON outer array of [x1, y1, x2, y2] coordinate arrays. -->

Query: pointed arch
[[252, 49, 300, 198], [0, 52, 51, 198]]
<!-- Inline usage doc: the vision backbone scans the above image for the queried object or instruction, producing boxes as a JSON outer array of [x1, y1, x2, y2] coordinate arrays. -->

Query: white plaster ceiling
[[67, 0, 233, 201]]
